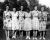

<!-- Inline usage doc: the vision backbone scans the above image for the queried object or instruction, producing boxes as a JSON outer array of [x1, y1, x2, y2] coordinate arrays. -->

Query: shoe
[[12, 35, 16, 38], [35, 37, 37, 40], [43, 37, 45, 40], [28, 36, 30, 39], [39, 37, 42, 40], [26, 36, 29, 39], [33, 37, 35, 40], [7, 37, 10, 40]]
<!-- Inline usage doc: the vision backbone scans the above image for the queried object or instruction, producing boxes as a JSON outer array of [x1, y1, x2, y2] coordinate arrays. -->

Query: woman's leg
[[39, 31, 42, 39], [5, 30, 8, 40], [33, 30, 35, 39], [28, 31, 30, 39], [7, 30, 10, 40], [14, 30, 17, 38], [20, 30, 23, 37], [26, 31, 28, 39], [26, 31, 30, 39], [12, 30, 15, 38], [34, 30, 37, 40], [21, 30, 23, 37], [43, 31, 45, 40], [7, 30, 9, 38]]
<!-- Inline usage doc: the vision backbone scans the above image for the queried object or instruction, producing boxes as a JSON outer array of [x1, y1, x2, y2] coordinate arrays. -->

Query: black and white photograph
[[0, 0, 50, 40]]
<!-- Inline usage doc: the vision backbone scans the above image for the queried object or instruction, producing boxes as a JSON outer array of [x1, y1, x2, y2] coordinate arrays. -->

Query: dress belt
[[33, 16, 38, 17], [25, 17, 30, 18]]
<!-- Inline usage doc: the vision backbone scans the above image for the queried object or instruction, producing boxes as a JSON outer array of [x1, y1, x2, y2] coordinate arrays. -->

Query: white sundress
[[24, 12, 32, 31], [11, 11, 19, 30], [15, 11, 19, 30]]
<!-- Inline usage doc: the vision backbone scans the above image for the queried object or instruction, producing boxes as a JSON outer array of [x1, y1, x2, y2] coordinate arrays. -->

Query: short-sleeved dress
[[3, 11, 12, 30], [39, 11, 48, 31], [23, 12, 32, 31], [18, 11, 24, 30], [11, 11, 19, 30], [32, 10, 39, 30]]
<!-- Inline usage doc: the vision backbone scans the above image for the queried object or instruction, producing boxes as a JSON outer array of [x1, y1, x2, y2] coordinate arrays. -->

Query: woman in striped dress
[[39, 7, 48, 40], [3, 6, 11, 40], [31, 6, 39, 40]]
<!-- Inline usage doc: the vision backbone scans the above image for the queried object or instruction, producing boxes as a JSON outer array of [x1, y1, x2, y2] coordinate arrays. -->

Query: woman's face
[[17, 0, 20, 1], [21, 6, 23, 11], [13, 8, 16, 12], [6, 6, 9, 11], [34, 6, 37, 10], [41, 7, 44, 11]]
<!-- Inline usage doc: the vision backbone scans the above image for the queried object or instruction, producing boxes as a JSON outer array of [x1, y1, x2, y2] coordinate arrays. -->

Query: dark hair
[[33, 4, 39, 10], [41, 5, 46, 11]]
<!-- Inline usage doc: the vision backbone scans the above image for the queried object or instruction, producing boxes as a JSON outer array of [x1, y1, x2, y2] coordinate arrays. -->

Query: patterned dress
[[11, 11, 19, 30], [18, 11, 24, 30], [32, 10, 39, 30], [15, 11, 19, 30], [3, 11, 12, 30], [24, 12, 32, 31], [39, 11, 48, 31]]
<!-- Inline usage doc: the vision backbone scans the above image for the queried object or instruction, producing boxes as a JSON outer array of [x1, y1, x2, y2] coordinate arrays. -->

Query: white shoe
[[35, 37, 37, 40], [28, 36, 30, 39], [7, 37, 10, 40], [33, 37, 35, 40], [43, 37, 45, 40], [12, 35, 16, 38], [26, 36, 29, 39], [39, 37, 42, 40]]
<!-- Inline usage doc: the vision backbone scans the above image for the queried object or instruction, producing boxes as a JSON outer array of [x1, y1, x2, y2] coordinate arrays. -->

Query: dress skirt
[[32, 17, 39, 30], [39, 21, 46, 31], [3, 19, 12, 30], [23, 18, 32, 31], [19, 17, 24, 30], [12, 19, 19, 30], [15, 20, 19, 30]]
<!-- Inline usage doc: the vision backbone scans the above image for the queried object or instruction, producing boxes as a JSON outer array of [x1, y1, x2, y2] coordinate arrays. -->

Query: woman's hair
[[41, 5, 46, 11], [33, 4, 39, 10]]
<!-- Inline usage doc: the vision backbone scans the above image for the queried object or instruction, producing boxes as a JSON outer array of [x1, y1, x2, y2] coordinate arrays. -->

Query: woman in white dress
[[11, 8, 19, 30], [11, 8, 19, 38], [31, 6, 39, 40], [24, 11, 32, 39], [18, 6, 24, 37], [39, 7, 48, 40], [3, 6, 11, 40]]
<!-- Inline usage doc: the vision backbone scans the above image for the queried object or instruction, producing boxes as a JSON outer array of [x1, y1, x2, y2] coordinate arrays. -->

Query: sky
[[0, 0, 50, 8], [0, 0, 5, 2], [39, 0, 50, 8]]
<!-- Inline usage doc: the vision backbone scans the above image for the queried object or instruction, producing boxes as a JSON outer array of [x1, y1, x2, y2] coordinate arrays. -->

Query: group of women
[[3, 5, 48, 40]]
